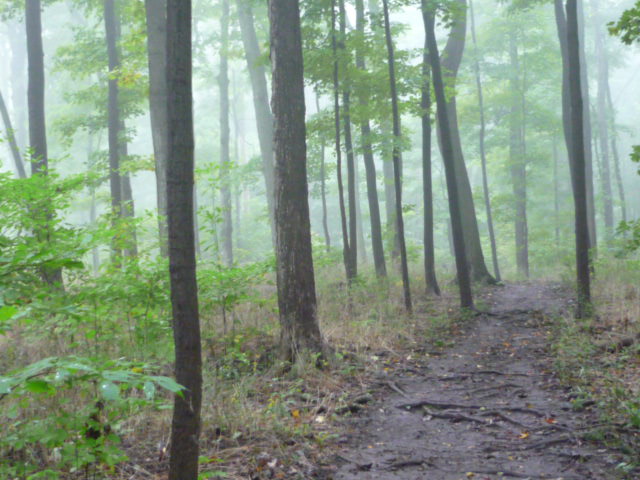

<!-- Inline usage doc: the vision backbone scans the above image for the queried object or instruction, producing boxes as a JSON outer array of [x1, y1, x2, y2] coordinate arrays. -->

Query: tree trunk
[[382, 0, 412, 313], [509, 32, 529, 278], [0, 89, 27, 179], [315, 92, 331, 250], [606, 84, 627, 224], [269, 0, 325, 360], [340, 0, 358, 277], [144, 0, 169, 257], [469, 0, 500, 281], [438, 0, 495, 284], [166, 1, 202, 478], [421, 48, 440, 296], [423, 2, 473, 309], [236, 0, 276, 244], [553, 136, 561, 247], [355, 0, 386, 277], [220, 0, 233, 266], [332, 0, 355, 282], [565, 0, 591, 318]]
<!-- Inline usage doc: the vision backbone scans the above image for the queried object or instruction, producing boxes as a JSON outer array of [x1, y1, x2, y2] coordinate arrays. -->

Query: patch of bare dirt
[[323, 283, 628, 480]]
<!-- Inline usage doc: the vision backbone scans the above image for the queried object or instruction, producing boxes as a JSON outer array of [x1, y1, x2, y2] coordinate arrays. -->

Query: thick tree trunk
[[144, 0, 169, 257], [421, 50, 440, 296], [438, 0, 495, 283], [220, 0, 233, 266], [166, 2, 202, 478], [509, 32, 529, 278], [340, 0, 358, 277], [566, 0, 591, 317], [236, 0, 276, 244], [423, 2, 473, 309], [332, 0, 355, 282], [269, 0, 325, 360], [383, 0, 412, 313], [355, 0, 386, 277], [0, 89, 27, 179], [469, 0, 500, 281]]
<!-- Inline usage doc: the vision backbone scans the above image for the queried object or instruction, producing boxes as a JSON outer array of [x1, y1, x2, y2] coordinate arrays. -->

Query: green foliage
[[609, 1, 640, 45], [0, 356, 182, 479]]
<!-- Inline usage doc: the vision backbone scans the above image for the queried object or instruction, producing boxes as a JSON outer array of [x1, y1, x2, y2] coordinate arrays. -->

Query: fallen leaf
[[518, 432, 530, 439]]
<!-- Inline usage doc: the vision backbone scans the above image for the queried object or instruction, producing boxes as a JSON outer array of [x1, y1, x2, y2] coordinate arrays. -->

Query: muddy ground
[[325, 283, 627, 480]]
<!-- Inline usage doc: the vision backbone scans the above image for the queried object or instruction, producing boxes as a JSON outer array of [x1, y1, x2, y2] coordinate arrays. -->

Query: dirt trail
[[330, 283, 622, 480]]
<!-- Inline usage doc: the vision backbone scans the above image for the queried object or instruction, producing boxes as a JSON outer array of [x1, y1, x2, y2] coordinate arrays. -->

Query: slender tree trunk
[[566, 0, 591, 317], [9, 21, 27, 154], [269, 0, 325, 360], [340, 0, 358, 277], [509, 32, 529, 278], [236, 0, 276, 244], [421, 50, 440, 296], [332, 0, 355, 282], [166, 1, 202, 478], [145, 0, 169, 257], [469, 0, 500, 281], [553, 136, 561, 247], [355, 0, 386, 276], [118, 124, 138, 258], [438, 0, 495, 284], [220, 0, 233, 266], [382, 0, 412, 313], [382, 136, 400, 259], [315, 92, 331, 250], [594, 0, 614, 241], [423, 2, 473, 309], [606, 85, 627, 224], [0, 89, 27, 179], [354, 161, 367, 264]]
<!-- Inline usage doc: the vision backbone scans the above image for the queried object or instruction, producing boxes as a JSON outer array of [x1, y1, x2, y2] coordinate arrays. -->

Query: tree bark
[[144, 0, 169, 257], [421, 49, 440, 296], [383, 0, 412, 313], [166, 1, 202, 478], [469, 0, 500, 281], [236, 0, 276, 245], [315, 92, 331, 250], [0, 89, 27, 179], [220, 0, 233, 266], [565, 0, 591, 317], [423, 2, 473, 309], [355, 0, 386, 277], [269, 0, 325, 361]]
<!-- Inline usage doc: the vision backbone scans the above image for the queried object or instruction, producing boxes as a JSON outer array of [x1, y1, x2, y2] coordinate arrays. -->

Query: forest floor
[[321, 283, 630, 480]]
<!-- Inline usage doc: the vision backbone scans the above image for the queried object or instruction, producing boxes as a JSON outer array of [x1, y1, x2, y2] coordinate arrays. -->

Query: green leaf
[[143, 381, 156, 400], [25, 379, 55, 395], [0, 377, 11, 394], [100, 381, 120, 401], [150, 375, 184, 394], [0, 305, 17, 321]]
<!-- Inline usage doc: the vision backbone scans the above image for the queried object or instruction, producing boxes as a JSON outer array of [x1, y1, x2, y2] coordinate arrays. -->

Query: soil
[[325, 283, 627, 480]]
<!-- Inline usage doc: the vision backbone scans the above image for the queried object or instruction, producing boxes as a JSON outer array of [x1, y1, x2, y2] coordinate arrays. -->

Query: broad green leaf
[[25, 379, 55, 395], [100, 381, 120, 401]]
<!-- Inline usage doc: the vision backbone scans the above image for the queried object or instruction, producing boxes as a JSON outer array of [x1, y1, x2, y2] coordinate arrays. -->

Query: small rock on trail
[[327, 283, 623, 480]]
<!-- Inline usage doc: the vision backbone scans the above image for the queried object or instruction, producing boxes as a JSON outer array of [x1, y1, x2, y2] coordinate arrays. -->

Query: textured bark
[[0, 89, 26, 179], [220, 0, 233, 266], [166, 1, 202, 478], [566, 0, 591, 317], [509, 32, 529, 278], [439, 0, 495, 283], [421, 51, 440, 296], [383, 0, 412, 313], [423, 3, 473, 309], [469, 0, 500, 281], [269, 0, 324, 361], [236, 0, 276, 243], [332, 0, 355, 282], [145, 0, 169, 257], [340, 0, 358, 277], [355, 0, 386, 277]]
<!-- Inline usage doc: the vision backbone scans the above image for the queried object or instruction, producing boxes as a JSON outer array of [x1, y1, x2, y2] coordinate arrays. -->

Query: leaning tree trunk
[[382, 0, 412, 313], [220, 0, 233, 266], [469, 0, 500, 281], [421, 50, 440, 296], [145, 0, 169, 257], [0, 89, 27, 179], [236, 0, 276, 245], [566, 0, 591, 318], [269, 0, 325, 361], [355, 0, 386, 277], [423, 1, 473, 309], [439, 0, 495, 284], [166, 2, 202, 479]]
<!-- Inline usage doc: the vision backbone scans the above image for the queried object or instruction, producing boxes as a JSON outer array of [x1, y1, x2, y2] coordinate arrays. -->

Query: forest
[[1, 0, 640, 478]]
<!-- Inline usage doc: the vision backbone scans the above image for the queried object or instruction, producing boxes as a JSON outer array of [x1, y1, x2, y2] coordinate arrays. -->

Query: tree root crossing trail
[[332, 283, 621, 480]]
